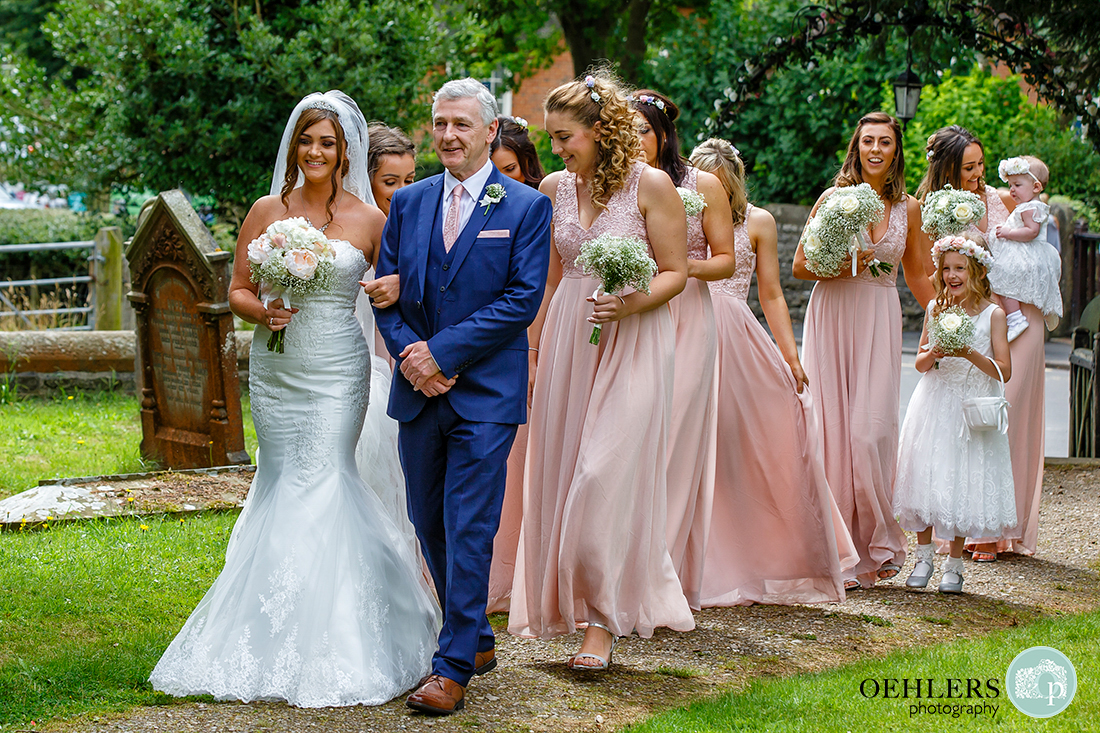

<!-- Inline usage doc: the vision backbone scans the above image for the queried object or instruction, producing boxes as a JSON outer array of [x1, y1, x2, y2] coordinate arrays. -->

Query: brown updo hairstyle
[[280, 107, 349, 224], [367, 122, 415, 179], [631, 89, 688, 187], [490, 116, 545, 188], [544, 67, 642, 210], [931, 232, 993, 316], [689, 138, 748, 227], [835, 111, 906, 204], [916, 125, 984, 200]]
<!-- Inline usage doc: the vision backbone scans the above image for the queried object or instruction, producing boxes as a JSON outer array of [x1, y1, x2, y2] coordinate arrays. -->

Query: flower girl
[[893, 234, 1015, 593], [990, 155, 1062, 340]]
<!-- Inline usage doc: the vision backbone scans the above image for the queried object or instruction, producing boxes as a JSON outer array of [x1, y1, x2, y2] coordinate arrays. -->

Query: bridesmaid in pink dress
[[690, 138, 858, 605], [486, 116, 546, 613], [632, 90, 735, 610], [509, 73, 694, 670], [793, 112, 935, 589], [917, 126, 1038, 561]]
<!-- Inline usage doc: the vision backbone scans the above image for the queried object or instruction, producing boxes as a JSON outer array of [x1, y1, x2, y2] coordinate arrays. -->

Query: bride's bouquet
[[247, 217, 337, 353], [800, 183, 889, 278], [921, 185, 985, 240], [927, 305, 976, 358], [574, 233, 657, 345]]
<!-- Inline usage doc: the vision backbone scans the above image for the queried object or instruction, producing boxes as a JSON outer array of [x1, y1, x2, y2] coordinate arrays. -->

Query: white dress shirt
[[441, 158, 495, 240]]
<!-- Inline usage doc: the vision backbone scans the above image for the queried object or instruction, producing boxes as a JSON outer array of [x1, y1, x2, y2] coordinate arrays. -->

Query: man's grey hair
[[432, 78, 499, 125]]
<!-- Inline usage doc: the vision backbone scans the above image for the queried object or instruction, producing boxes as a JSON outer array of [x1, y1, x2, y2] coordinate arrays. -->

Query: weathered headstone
[[127, 190, 249, 468]]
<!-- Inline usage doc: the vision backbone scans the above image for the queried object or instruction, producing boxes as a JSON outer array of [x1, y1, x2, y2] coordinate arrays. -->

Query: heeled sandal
[[567, 622, 618, 672], [877, 562, 902, 580]]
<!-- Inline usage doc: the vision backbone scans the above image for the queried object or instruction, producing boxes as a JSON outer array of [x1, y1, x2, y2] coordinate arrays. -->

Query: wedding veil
[[269, 90, 376, 207]]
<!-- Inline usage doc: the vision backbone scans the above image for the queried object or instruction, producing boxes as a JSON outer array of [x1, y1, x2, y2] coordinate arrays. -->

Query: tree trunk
[[559, 13, 601, 77], [619, 0, 653, 83]]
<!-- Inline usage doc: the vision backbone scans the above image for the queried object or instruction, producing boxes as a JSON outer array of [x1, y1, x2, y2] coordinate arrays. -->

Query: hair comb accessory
[[510, 116, 528, 130], [585, 75, 602, 104], [998, 156, 1039, 184], [931, 235, 995, 269], [634, 94, 667, 113], [926, 149, 934, 161], [304, 99, 339, 113]]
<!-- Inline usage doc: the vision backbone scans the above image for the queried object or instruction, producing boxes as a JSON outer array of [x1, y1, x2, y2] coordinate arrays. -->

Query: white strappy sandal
[[567, 622, 619, 672]]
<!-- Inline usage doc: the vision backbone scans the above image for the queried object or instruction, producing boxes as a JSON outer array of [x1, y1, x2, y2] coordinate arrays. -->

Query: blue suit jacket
[[374, 166, 552, 424]]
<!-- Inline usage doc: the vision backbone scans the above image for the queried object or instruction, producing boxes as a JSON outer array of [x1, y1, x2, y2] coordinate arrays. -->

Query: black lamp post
[[893, 67, 923, 128]]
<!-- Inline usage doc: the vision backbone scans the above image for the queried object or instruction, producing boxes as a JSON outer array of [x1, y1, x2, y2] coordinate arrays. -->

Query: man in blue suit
[[374, 78, 551, 715]]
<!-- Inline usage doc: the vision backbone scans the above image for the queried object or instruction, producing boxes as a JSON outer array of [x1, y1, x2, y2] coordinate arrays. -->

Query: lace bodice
[[275, 240, 369, 351], [854, 194, 907, 286], [1003, 200, 1050, 243], [681, 167, 708, 260], [709, 203, 756, 300], [927, 302, 999, 399], [971, 184, 1012, 236], [555, 162, 651, 278]]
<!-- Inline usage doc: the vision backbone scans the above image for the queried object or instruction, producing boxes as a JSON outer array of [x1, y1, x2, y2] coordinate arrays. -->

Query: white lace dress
[[988, 200, 1062, 324], [893, 303, 1017, 539], [150, 240, 440, 707]]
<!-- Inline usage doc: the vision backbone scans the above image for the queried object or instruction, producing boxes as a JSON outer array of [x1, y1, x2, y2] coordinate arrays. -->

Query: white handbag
[[961, 360, 1009, 434]]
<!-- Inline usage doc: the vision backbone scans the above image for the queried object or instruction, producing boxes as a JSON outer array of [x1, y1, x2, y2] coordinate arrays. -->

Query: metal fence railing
[[1070, 231, 1100, 330], [0, 239, 96, 330]]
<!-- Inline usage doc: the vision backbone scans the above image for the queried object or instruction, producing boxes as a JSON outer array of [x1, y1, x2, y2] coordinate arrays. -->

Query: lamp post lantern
[[893, 67, 923, 129]]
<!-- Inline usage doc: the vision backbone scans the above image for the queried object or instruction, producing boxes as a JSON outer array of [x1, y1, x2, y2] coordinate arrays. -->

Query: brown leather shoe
[[474, 648, 497, 675], [406, 674, 465, 715]]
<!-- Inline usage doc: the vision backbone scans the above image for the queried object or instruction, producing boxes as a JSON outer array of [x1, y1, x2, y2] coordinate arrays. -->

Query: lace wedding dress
[[150, 240, 439, 707]]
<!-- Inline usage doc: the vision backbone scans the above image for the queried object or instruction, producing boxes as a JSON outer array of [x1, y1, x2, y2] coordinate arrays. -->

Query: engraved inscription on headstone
[[127, 190, 249, 469]]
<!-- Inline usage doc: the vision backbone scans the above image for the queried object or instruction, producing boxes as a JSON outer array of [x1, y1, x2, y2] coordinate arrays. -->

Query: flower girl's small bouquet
[[676, 187, 707, 217], [574, 233, 657, 345], [800, 183, 889, 278], [920, 185, 986, 240], [927, 305, 976, 357], [247, 217, 336, 353]]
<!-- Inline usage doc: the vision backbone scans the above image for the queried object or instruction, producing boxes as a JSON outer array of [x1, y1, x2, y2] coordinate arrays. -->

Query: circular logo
[[1006, 646, 1077, 718]]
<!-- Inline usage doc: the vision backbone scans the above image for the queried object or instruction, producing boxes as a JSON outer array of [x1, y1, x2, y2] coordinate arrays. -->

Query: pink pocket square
[[477, 229, 511, 238]]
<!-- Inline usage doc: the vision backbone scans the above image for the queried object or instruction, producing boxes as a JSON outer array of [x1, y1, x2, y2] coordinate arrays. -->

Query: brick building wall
[[510, 50, 575, 125]]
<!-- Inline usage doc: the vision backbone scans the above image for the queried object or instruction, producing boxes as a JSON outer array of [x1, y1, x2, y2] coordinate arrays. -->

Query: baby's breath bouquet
[[676, 187, 707, 217], [921, 185, 986, 240], [927, 305, 976, 356], [800, 183, 888, 278], [575, 234, 657, 344], [247, 217, 337, 352]]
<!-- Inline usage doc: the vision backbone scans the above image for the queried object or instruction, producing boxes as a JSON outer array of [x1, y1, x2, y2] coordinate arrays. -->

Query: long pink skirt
[[486, 424, 527, 613], [509, 274, 695, 639], [969, 302, 1045, 554], [701, 294, 856, 606], [665, 279, 718, 610], [801, 279, 907, 588]]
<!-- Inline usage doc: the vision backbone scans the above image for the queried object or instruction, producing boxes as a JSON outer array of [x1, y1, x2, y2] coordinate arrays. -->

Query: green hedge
[[0, 210, 137, 281]]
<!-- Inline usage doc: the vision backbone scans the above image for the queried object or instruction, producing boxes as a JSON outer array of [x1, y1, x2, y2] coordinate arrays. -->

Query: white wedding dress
[[150, 240, 439, 707]]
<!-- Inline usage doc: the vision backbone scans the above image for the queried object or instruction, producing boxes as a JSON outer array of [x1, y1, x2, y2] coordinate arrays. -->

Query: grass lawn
[[0, 513, 238, 729], [627, 610, 1098, 732], [0, 392, 259, 499]]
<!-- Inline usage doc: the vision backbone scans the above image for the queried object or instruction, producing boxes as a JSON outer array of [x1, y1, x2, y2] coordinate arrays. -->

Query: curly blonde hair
[[931, 232, 993, 316], [690, 138, 748, 227], [544, 68, 641, 210]]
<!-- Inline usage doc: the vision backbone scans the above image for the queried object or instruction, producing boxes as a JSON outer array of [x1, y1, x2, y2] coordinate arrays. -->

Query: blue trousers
[[398, 395, 517, 686]]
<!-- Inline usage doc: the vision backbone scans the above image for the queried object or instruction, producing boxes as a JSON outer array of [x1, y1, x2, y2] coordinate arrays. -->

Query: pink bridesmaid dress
[[509, 162, 695, 640], [486, 423, 526, 613], [801, 195, 909, 588], [970, 185, 1044, 555], [664, 167, 718, 610], [700, 204, 857, 606]]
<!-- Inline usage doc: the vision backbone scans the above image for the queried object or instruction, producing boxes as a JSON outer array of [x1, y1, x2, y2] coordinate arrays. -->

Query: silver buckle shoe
[[906, 558, 935, 588], [938, 569, 964, 594]]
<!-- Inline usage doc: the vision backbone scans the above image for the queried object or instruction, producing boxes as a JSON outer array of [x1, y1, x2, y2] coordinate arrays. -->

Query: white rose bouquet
[[574, 234, 657, 345], [247, 217, 336, 353], [920, 185, 986, 240], [676, 187, 707, 217], [800, 183, 888, 278], [927, 305, 976, 359]]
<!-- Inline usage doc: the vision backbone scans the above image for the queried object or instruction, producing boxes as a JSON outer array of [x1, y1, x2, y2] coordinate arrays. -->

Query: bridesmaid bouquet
[[575, 233, 658, 345], [800, 183, 889, 278], [921, 186, 986, 240], [247, 217, 337, 352], [676, 187, 707, 217], [927, 305, 976, 356]]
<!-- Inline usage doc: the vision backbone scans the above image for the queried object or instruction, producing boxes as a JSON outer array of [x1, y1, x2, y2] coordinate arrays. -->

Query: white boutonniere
[[480, 183, 506, 216]]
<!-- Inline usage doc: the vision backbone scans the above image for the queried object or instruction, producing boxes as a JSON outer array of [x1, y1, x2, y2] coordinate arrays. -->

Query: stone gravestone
[[127, 190, 250, 469]]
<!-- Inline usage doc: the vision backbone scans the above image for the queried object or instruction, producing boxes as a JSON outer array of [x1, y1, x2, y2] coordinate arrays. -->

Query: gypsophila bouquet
[[921, 185, 986, 240], [677, 187, 707, 217], [575, 234, 657, 344], [927, 305, 976, 357], [247, 217, 336, 353], [800, 183, 888, 278]]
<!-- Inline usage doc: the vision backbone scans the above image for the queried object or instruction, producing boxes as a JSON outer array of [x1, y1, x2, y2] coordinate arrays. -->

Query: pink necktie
[[443, 184, 464, 252]]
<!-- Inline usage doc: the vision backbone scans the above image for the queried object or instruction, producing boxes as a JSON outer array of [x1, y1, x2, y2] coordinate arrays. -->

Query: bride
[[150, 91, 440, 707]]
